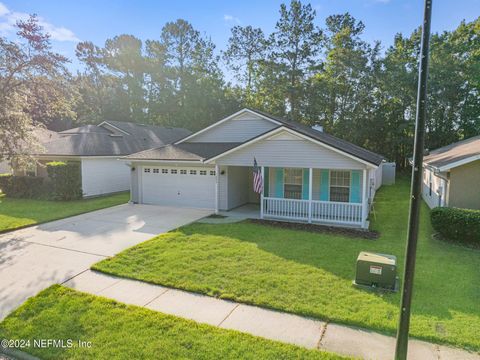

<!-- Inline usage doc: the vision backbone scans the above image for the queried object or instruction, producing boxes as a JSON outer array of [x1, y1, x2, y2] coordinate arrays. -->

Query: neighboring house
[[15, 121, 190, 197], [126, 108, 385, 228], [420, 135, 480, 210]]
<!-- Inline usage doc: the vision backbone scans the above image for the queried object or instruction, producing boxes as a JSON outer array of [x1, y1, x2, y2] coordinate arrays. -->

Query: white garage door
[[141, 166, 216, 209]]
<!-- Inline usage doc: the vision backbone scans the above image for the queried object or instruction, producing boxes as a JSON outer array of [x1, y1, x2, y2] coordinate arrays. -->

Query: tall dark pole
[[395, 1, 432, 359]]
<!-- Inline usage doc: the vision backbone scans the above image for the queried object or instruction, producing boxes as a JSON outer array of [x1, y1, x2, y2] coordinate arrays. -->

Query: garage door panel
[[141, 167, 216, 209]]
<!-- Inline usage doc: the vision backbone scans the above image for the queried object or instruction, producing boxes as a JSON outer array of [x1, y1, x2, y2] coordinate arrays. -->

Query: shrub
[[431, 207, 480, 247], [46, 161, 83, 200], [0, 174, 45, 198]]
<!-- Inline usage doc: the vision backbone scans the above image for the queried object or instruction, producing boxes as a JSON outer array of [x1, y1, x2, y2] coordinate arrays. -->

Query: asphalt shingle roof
[[38, 121, 191, 157], [423, 135, 480, 169], [125, 109, 385, 166], [249, 108, 384, 166]]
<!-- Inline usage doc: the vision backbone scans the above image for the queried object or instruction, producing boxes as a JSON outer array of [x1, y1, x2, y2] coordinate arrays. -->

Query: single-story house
[[126, 108, 385, 228], [420, 135, 480, 210], [14, 121, 190, 197]]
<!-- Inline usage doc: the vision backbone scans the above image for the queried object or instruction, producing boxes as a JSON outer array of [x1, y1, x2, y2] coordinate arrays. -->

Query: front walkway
[[198, 204, 260, 224], [65, 270, 479, 360], [0, 204, 211, 320]]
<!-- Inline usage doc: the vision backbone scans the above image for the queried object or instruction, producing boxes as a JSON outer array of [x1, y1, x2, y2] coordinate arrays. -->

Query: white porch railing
[[262, 197, 363, 226], [262, 197, 310, 221], [311, 200, 363, 225]]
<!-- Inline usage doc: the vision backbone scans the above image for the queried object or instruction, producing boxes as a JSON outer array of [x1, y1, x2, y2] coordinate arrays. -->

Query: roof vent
[[312, 124, 324, 132]]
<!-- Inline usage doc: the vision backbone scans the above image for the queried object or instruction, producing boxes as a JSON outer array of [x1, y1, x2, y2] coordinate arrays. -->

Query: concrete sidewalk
[[65, 270, 479, 360]]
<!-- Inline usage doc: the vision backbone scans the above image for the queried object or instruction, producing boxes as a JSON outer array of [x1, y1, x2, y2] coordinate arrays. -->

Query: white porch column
[[308, 168, 313, 223], [260, 166, 264, 219], [362, 169, 368, 228], [215, 164, 219, 214]]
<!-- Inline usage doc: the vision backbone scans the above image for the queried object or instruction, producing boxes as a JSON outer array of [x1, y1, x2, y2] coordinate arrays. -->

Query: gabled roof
[[246, 108, 384, 166], [37, 121, 191, 157], [126, 108, 384, 166], [423, 135, 480, 171]]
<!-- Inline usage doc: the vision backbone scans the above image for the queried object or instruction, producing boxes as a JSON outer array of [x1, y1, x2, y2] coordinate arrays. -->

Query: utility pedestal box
[[354, 252, 398, 291]]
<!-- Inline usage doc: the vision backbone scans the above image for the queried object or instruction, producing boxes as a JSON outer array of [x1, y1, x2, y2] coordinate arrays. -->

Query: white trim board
[[175, 108, 282, 144], [436, 154, 480, 171], [205, 127, 377, 168]]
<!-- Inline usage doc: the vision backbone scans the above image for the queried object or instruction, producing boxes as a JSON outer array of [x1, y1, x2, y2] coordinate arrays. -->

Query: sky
[[1, 0, 479, 73]]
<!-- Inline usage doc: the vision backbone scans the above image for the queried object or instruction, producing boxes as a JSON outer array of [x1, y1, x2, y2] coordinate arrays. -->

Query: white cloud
[[223, 14, 242, 25], [0, 2, 79, 42], [0, 2, 8, 16]]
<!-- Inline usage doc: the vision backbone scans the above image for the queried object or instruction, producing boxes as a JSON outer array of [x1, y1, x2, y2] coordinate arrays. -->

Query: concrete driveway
[[0, 204, 211, 320]]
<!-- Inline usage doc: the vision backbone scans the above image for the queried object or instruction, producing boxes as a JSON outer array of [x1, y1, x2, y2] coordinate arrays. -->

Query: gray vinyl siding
[[131, 163, 140, 203], [227, 166, 250, 209], [218, 166, 228, 210], [188, 113, 277, 143], [215, 137, 367, 169], [248, 170, 260, 203]]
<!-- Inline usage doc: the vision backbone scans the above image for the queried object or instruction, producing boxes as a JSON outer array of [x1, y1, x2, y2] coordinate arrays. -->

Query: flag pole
[[394, 0, 432, 359]]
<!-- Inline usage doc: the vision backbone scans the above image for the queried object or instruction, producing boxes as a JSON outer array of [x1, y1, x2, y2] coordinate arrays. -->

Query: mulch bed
[[248, 218, 379, 240]]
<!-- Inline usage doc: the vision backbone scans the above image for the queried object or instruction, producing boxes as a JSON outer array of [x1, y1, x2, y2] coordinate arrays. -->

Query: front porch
[[262, 197, 364, 227], [216, 166, 371, 229]]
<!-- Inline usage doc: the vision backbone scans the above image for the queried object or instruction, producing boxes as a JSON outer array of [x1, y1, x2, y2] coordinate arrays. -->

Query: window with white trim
[[330, 170, 350, 202], [180, 169, 187, 175], [162, 169, 168, 174], [200, 170, 207, 175], [284, 168, 302, 199], [190, 170, 197, 175], [171, 169, 177, 174], [144, 168, 151, 173], [153, 168, 159, 174], [210, 170, 216, 176]]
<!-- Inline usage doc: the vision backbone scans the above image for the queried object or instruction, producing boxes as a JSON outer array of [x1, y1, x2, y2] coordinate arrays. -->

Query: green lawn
[[94, 179, 480, 351], [0, 286, 343, 360], [0, 192, 129, 232]]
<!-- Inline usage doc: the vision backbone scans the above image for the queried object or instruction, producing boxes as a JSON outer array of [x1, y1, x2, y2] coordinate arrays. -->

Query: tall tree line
[[1, 1, 479, 168]]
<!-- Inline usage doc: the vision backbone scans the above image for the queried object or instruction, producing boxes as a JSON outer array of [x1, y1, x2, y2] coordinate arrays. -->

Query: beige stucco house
[[421, 135, 480, 210]]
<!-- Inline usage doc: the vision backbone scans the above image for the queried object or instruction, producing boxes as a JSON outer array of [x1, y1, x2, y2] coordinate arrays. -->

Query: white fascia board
[[175, 108, 282, 144], [205, 126, 377, 168], [437, 154, 480, 171]]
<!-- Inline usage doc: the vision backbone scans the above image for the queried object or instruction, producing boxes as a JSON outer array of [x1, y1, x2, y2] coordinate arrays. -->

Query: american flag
[[253, 157, 263, 194]]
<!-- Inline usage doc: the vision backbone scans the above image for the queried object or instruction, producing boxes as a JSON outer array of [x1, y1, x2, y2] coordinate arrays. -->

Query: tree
[[223, 25, 267, 104], [269, 0, 324, 120], [102, 35, 147, 122], [0, 15, 74, 163], [74, 41, 119, 124], [308, 14, 373, 131], [155, 19, 234, 130]]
